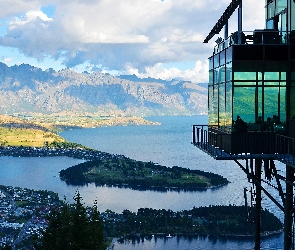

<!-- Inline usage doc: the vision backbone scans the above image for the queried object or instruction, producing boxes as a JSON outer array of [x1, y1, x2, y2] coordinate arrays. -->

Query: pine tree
[[35, 191, 106, 250]]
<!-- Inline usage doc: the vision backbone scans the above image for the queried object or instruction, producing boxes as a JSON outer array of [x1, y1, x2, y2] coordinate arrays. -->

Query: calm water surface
[[0, 116, 285, 249]]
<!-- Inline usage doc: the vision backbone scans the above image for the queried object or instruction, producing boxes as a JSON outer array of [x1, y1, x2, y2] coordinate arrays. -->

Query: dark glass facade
[[208, 0, 295, 134]]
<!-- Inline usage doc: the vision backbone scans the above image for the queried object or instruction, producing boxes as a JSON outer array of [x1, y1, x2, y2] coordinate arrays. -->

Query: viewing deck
[[192, 125, 295, 167]]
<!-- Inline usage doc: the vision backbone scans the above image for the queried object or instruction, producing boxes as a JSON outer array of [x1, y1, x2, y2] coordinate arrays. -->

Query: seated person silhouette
[[234, 116, 248, 132]]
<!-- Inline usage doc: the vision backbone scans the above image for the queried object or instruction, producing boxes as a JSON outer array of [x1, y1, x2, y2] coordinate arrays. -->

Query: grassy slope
[[0, 127, 66, 147], [0, 115, 66, 147]]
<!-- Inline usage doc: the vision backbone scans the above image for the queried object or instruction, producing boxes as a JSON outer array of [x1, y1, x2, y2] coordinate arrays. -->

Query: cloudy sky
[[0, 0, 265, 83]]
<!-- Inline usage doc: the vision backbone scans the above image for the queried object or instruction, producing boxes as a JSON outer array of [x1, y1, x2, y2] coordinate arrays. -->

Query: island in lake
[[59, 158, 229, 191]]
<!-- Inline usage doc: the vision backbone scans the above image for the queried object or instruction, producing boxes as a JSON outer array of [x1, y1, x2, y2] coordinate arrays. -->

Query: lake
[[0, 115, 285, 249]]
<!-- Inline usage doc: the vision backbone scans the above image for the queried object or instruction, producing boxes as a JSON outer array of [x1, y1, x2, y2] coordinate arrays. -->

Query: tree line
[[104, 205, 282, 237]]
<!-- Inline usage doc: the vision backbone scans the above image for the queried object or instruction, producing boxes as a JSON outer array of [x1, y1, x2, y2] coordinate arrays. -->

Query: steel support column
[[284, 164, 294, 250], [254, 159, 262, 250]]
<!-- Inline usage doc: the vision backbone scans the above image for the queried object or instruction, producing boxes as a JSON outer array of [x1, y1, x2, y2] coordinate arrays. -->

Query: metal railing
[[214, 30, 290, 54], [192, 125, 295, 166]]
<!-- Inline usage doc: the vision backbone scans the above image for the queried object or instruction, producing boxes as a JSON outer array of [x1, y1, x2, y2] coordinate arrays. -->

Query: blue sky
[[0, 0, 264, 83]]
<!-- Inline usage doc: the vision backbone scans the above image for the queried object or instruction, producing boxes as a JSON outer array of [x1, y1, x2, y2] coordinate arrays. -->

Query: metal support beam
[[254, 159, 262, 250], [203, 0, 242, 43], [238, 1, 242, 44], [284, 164, 294, 250], [235, 159, 285, 212]]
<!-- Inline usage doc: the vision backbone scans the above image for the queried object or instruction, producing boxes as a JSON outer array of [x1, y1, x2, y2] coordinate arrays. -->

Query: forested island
[[59, 158, 229, 191], [104, 205, 282, 238]]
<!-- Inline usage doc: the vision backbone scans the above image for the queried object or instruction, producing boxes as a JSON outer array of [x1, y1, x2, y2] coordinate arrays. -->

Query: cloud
[[2, 57, 13, 64], [0, 0, 41, 19], [0, 0, 265, 81], [125, 60, 209, 83]]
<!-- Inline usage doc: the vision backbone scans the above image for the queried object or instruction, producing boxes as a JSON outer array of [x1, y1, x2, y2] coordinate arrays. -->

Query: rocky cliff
[[0, 63, 207, 116]]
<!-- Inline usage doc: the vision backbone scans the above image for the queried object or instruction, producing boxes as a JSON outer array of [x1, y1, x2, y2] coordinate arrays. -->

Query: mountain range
[[0, 63, 207, 116]]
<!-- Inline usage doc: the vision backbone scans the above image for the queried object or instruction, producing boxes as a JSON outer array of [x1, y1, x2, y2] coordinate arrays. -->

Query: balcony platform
[[192, 125, 295, 167]]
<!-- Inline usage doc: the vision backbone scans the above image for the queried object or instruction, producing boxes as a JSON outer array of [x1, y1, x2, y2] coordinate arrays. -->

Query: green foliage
[[35, 191, 106, 250], [48, 141, 88, 149], [59, 159, 229, 191], [103, 205, 282, 237]]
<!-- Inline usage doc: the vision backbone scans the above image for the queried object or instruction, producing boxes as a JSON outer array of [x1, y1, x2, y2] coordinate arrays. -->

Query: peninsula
[[0, 114, 229, 191]]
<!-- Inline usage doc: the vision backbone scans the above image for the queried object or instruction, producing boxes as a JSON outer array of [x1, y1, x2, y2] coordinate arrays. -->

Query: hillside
[[0, 63, 207, 116], [0, 115, 66, 147]]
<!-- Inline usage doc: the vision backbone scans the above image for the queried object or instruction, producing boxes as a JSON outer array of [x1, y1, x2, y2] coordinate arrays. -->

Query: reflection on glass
[[220, 66, 226, 83], [264, 81, 282, 85], [290, 87, 295, 119], [264, 87, 279, 121], [267, 1, 275, 19], [276, 0, 287, 14], [233, 87, 255, 123], [209, 70, 213, 85], [226, 62, 232, 81], [264, 72, 280, 80], [220, 50, 225, 66], [234, 81, 256, 86], [208, 85, 214, 126], [280, 87, 286, 123], [225, 82, 233, 131], [226, 47, 232, 64], [219, 83, 225, 127], [234, 72, 257, 80], [209, 57, 213, 70], [214, 54, 219, 68]]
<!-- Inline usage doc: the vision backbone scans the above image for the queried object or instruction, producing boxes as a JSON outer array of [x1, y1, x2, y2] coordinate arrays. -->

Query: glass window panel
[[266, 19, 274, 29], [234, 72, 257, 80], [267, 1, 275, 19], [279, 87, 286, 124], [279, 12, 287, 38], [209, 57, 213, 70], [226, 47, 232, 63], [257, 72, 262, 80], [280, 72, 286, 80], [225, 82, 232, 131], [290, 87, 295, 119], [264, 81, 281, 85], [208, 85, 219, 126], [220, 51, 226, 66], [291, 72, 295, 81], [208, 86, 215, 126], [276, 0, 287, 14], [257, 87, 263, 122], [220, 66, 226, 82], [291, 1, 295, 31], [214, 69, 219, 84], [219, 83, 226, 127], [233, 87, 256, 124], [226, 62, 232, 81], [264, 72, 280, 80], [209, 70, 213, 86], [264, 87, 279, 123], [234, 81, 256, 86], [214, 54, 219, 68]]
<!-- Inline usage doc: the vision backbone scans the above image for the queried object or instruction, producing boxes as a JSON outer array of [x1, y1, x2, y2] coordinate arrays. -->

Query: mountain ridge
[[0, 63, 207, 116]]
